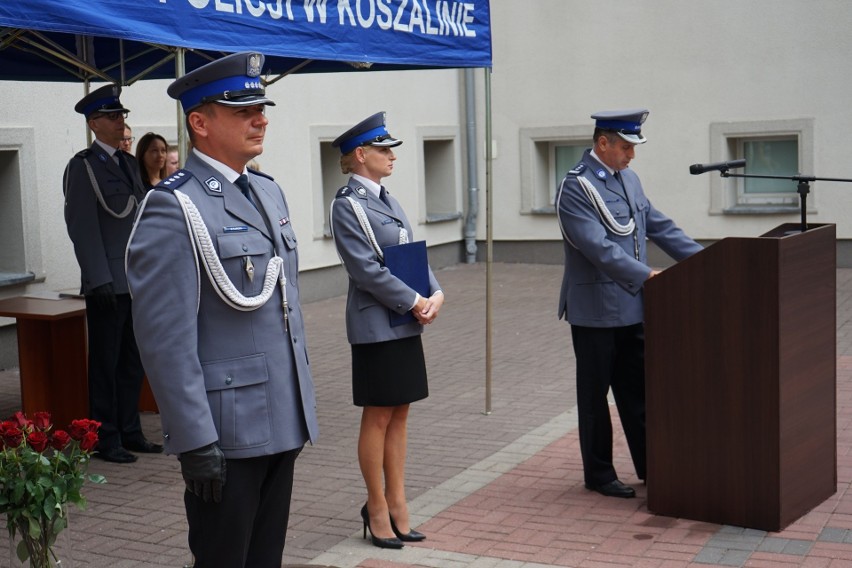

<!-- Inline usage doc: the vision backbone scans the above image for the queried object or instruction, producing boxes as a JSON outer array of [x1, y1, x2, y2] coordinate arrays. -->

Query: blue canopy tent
[[0, 0, 491, 81], [0, 0, 498, 414]]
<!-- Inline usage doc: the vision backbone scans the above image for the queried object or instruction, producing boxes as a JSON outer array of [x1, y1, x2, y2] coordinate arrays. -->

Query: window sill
[[425, 212, 463, 224], [723, 205, 801, 215], [531, 205, 556, 215], [0, 272, 35, 288]]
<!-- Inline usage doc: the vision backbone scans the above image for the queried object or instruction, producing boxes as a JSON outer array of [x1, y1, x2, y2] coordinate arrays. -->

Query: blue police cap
[[167, 52, 275, 114], [332, 111, 402, 155], [74, 84, 129, 119], [591, 109, 649, 144]]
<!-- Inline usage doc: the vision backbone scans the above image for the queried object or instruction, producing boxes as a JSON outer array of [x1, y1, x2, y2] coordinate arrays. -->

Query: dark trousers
[[85, 293, 144, 449], [571, 323, 646, 486], [186, 448, 302, 568]]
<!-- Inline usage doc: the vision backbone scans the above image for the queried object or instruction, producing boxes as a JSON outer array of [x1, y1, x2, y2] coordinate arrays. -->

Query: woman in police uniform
[[329, 112, 444, 549]]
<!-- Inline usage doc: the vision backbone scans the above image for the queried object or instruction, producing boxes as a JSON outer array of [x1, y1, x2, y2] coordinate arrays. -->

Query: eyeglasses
[[95, 111, 129, 121], [121, 136, 135, 143]]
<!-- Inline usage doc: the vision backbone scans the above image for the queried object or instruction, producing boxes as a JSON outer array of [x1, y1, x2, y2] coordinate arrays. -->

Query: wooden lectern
[[645, 223, 836, 531]]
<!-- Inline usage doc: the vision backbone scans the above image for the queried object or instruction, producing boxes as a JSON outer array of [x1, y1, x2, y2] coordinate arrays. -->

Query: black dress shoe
[[585, 479, 635, 498], [94, 446, 138, 464], [360, 505, 404, 549], [389, 514, 426, 542], [123, 438, 164, 454]]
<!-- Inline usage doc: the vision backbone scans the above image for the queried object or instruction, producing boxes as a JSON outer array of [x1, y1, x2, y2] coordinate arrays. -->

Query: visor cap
[[75, 84, 129, 118], [332, 111, 402, 154], [167, 51, 275, 114], [592, 108, 649, 144]]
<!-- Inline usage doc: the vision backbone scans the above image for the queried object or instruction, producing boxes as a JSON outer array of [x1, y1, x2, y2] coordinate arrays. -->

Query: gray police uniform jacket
[[125, 153, 318, 458], [329, 178, 440, 345], [556, 149, 702, 328], [63, 142, 146, 294]]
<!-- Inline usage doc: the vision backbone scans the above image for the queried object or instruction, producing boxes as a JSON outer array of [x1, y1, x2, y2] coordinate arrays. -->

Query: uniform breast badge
[[244, 256, 255, 282]]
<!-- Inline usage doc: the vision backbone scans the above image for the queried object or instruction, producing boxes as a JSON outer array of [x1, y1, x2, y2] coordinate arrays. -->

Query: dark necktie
[[234, 174, 257, 209], [115, 150, 133, 182], [613, 170, 630, 201], [379, 186, 391, 207]]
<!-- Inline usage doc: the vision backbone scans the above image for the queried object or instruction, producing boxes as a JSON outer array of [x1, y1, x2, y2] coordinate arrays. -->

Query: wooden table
[[0, 295, 89, 429], [0, 294, 159, 427]]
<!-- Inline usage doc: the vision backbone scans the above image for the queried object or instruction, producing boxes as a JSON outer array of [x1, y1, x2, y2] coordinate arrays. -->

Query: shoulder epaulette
[[73, 148, 93, 159], [156, 169, 195, 192], [248, 167, 274, 181], [567, 163, 586, 176], [335, 186, 354, 198]]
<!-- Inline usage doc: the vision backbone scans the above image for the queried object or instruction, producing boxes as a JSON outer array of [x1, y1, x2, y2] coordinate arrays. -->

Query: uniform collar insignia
[[596, 169, 607, 179], [356, 187, 367, 196], [205, 176, 222, 193]]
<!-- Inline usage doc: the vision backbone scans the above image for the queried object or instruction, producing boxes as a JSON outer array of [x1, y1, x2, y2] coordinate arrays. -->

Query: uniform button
[[242, 245, 248, 252], [225, 375, 233, 385], [163, 433, 170, 440], [292, 337, 298, 344]]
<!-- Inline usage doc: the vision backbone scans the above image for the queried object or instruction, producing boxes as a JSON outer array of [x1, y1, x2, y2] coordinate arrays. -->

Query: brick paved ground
[[0, 263, 850, 567]]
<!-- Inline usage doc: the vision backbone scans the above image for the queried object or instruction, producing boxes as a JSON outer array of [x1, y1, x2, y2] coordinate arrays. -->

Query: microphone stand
[[719, 169, 852, 233]]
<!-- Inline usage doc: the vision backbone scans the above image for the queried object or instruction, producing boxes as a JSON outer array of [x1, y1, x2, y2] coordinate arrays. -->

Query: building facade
[[1, 1, 849, 365]]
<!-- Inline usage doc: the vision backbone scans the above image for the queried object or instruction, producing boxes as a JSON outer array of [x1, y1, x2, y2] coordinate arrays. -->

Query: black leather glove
[[179, 443, 226, 503], [88, 283, 117, 311]]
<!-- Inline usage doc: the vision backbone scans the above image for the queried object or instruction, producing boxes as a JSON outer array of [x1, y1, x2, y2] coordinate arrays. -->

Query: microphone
[[689, 159, 747, 175]]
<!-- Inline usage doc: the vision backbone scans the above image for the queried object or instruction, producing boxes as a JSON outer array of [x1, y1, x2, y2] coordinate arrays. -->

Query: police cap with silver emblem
[[74, 84, 129, 119], [167, 51, 275, 114], [591, 108, 649, 145], [332, 111, 402, 154]]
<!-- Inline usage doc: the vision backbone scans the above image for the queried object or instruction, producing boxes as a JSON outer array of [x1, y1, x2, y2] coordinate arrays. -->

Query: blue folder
[[383, 240, 430, 327]]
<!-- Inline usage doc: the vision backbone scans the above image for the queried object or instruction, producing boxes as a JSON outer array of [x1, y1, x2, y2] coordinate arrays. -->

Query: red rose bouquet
[[0, 411, 106, 567]]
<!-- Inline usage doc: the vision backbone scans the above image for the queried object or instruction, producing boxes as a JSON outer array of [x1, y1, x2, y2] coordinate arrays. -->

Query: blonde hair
[[340, 149, 358, 175]]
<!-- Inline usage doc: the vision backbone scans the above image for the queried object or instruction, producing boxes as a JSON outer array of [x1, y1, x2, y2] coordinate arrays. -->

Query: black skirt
[[351, 335, 429, 407]]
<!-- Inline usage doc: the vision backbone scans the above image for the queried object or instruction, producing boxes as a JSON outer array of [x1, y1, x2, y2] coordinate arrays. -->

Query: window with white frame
[[519, 125, 591, 215], [319, 140, 349, 237], [553, 143, 586, 201], [423, 138, 460, 222], [0, 128, 41, 287], [708, 119, 813, 214], [310, 125, 351, 239], [736, 136, 799, 206], [416, 126, 462, 224], [0, 150, 26, 279]]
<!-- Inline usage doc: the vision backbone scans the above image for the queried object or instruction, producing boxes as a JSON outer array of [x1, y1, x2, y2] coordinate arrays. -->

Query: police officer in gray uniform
[[64, 84, 158, 464], [329, 112, 443, 549], [555, 109, 702, 498], [125, 52, 318, 567]]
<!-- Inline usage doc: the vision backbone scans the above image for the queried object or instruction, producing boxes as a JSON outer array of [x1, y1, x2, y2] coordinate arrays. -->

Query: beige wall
[[1, 0, 850, 305], [484, 0, 852, 243]]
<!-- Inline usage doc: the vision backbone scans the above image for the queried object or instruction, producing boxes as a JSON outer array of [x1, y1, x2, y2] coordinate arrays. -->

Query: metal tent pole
[[484, 67, 493, 416], [175, 48, 187, 165]]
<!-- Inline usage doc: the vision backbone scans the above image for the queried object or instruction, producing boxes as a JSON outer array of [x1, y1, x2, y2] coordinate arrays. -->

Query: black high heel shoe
[[361, 505, 404, 549], [389, 514, 426, 542]]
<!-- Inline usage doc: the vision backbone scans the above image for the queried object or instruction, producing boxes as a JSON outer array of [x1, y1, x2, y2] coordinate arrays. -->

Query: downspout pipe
[[463, 68, 479, 264]]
